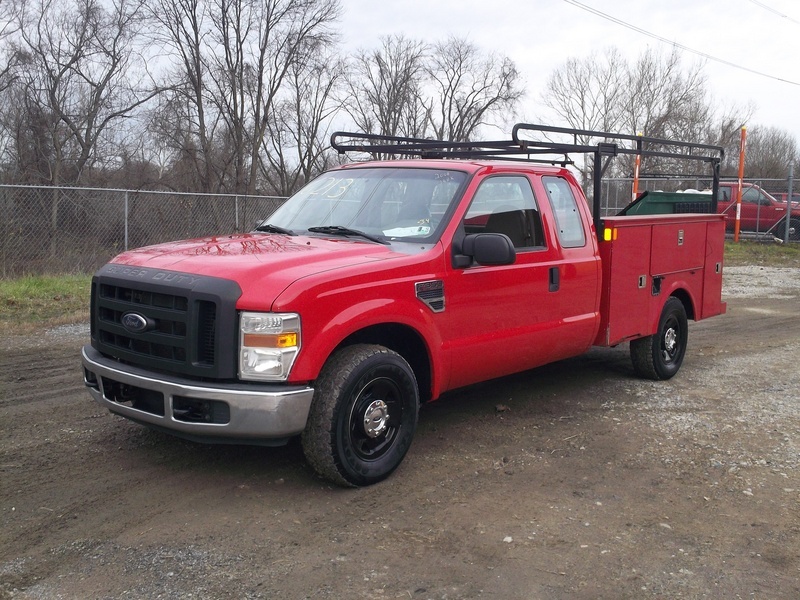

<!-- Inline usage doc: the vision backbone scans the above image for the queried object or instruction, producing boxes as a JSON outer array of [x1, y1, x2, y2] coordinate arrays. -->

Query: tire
[[774, 219, 800, 241], [630, 297, 688, 380], [301, 344, 419, 487], [789, 219, 800, 242]]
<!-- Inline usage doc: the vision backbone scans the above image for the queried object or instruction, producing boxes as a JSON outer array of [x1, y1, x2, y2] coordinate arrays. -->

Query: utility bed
[[595, 213, 727, 347]]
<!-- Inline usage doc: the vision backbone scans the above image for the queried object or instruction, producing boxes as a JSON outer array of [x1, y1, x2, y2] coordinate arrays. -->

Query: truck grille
[[90, 265, 241, 379]]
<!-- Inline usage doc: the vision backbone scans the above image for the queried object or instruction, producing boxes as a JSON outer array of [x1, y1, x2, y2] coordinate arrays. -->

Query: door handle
[[549, 266, 560, 292]]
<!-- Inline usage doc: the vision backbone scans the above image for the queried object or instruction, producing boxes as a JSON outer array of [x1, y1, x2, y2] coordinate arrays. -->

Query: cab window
[[462, 176, 545, 249], [542, 176, 586, 248]]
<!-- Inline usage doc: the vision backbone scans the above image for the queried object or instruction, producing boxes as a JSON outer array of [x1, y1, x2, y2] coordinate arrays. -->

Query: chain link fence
[[4, 176, 797, 277], [0, 185, 286, 277]]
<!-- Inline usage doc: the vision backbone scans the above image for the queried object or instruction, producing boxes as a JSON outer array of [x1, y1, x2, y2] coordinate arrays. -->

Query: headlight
[[238, 312, 301, 381]]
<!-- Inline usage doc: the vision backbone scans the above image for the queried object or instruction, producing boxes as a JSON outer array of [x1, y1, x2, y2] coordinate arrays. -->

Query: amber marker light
[[603, 227, 618, 242], [243, 332, 298, 348]]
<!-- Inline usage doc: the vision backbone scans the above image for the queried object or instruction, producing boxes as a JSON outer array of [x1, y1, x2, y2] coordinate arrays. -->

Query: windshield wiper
[[307, 225, 389, 245], [255, 223, 295, 235]]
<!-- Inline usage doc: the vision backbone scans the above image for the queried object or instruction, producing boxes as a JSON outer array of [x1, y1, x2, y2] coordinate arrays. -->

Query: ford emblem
[[121, 312, 152, 334]]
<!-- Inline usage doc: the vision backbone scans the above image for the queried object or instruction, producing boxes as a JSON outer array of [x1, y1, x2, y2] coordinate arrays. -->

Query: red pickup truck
[[716, 181, 800, 240], [81, 125, 727, 486]]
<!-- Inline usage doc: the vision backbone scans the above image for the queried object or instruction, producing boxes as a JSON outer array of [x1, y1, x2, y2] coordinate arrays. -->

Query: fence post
[[755, 179, 762, 234], [124, 190, 129, 251], [235, 195, 240, 232], [783, 165, 794, 243]]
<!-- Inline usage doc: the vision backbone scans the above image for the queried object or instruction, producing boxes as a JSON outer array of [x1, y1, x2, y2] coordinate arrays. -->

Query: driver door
[[440, 173, 598, 390]]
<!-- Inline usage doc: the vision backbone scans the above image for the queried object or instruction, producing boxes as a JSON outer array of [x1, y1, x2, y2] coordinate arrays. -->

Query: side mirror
[[456, 233, 516, 267]]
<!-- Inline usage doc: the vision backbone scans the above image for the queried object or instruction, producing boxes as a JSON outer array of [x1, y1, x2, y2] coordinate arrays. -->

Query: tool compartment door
[[700, 217, 726, 319], [650, 221, 706, 275], [595, 222, 653, 346]]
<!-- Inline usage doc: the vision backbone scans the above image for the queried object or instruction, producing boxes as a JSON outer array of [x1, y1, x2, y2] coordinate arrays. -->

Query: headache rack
[[331, 123, 725, 235]]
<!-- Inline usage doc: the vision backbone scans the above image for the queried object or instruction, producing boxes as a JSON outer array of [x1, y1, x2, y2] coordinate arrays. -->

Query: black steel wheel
[[773, 219, 800, 241], [630, 297, 688, 380], [789, 219, 800, 242], [302, 344, 419, 487]]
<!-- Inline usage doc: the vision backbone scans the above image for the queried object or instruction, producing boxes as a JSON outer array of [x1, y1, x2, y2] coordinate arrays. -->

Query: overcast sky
[[338, 0, 800, 153]]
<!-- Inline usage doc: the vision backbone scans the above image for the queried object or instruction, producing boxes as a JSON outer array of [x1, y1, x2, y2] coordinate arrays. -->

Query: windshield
[[263, 167, 467, 242]]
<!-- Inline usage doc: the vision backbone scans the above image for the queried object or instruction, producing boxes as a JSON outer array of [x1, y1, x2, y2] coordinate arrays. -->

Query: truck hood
[[109, 233, 404, 308]]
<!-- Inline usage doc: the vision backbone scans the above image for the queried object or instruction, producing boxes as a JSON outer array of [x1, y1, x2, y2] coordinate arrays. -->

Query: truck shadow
[[421, 344, 634, 426]]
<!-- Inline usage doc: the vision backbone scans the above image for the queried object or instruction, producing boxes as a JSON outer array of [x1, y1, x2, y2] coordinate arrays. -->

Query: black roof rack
[[330, 124, 725, 231], [330, 131, 574, 166], [511, 123, 724, 162]]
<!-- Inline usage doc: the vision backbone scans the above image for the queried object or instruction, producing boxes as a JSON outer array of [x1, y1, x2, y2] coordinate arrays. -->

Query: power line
[[748, 0, 800, 25], [561, 0, 800, 87]]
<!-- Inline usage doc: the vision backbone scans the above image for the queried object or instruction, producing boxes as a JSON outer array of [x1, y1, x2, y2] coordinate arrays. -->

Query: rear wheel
[[773, 219, 800, 241], [302, 344, 419, 487], [788, 219, 799, 242], [630, 297, 688, 380]]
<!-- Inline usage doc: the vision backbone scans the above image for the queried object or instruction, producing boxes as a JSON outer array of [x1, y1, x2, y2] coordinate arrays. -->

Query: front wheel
[[630, 297, 688, 380], [302, 344, 419, 487]]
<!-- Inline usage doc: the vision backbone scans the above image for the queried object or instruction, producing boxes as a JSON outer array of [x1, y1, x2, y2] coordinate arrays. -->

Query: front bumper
[[81, 345, 314, 445]]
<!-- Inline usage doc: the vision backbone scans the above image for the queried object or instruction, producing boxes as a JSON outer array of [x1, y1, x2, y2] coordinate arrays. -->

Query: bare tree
[[621, 49, 753, 182], [693, 103, 752, 177], [13, 0, 158, 185], [0, 0, 24, 173], [243, 0, 340, 194], [542, 46, 752, 191], [744, 125, 798, 180], [540, 47, 627, 188], [261, 47, 344, 195], [147, 0, 223, 192], [543, 47, 709, 144], [0, 0, 22, 94], [542, 47, 627, 137], [425, 36, 521, 142], [620, 48, 704, 141], [4, 0, 159, 256], [148, 0, 340, 194], [343, 34, 428, 139]]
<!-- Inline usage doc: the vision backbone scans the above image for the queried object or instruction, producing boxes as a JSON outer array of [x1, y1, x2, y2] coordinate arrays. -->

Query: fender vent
[[416, 280, 445, 313]]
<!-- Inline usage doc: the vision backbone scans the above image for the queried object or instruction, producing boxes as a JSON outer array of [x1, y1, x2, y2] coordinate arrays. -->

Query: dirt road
[[2, 266, 799, 599]]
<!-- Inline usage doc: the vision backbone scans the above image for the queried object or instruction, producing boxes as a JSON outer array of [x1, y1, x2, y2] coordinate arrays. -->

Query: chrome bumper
[[81, 345, 314, 444]]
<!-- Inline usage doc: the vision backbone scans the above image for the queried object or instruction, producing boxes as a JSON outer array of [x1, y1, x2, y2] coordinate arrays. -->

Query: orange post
[[734, 126, 747, 242], [631, 132, 642, 202]]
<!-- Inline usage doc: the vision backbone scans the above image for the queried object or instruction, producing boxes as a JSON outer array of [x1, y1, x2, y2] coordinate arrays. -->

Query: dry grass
[[724, 240, 800, 268], [0, 274, 91, 336]]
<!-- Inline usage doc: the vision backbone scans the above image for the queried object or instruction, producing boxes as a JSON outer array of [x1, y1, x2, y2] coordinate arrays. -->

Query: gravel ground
[[722, 265, 800, 298]]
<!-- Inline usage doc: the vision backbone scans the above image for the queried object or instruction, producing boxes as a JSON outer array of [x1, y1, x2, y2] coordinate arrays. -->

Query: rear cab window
[[542, 176, 586, 248]]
